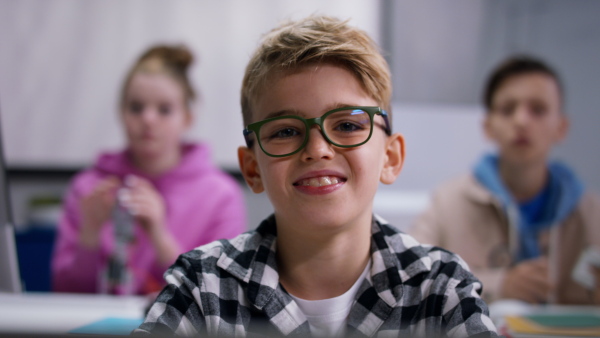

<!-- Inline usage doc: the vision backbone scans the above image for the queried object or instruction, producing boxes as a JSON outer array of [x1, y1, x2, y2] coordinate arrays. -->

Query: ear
[[482, 113, 495, 142], [380, 133, 405, 185], [238, 146, 264, 193], [184, 109, 194, 128], [556, 113, 569, 142]]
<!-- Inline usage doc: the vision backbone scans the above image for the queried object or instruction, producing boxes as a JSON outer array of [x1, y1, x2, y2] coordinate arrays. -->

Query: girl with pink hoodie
[[51, 45, 246, 295]]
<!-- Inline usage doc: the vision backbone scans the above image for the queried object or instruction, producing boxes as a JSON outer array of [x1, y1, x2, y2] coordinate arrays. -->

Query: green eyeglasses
[[243, 106, 391, 158]]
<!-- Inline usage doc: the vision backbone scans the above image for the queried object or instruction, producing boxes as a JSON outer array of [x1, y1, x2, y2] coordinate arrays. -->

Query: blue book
[[69, 317, 144, 335]]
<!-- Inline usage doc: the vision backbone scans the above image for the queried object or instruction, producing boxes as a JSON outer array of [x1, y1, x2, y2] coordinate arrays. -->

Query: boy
[[134, 15, 498, 337], [410, 56, 600, 305]]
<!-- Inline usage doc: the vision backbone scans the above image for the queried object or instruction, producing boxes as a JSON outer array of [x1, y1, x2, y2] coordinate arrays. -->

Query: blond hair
[[241, 15, 392, 128], [120, 44, 196, 109]]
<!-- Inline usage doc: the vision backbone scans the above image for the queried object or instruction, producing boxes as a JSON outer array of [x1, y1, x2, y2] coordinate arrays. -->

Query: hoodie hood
[[474, 153, 584, 261], [93, 143, 216, 182]]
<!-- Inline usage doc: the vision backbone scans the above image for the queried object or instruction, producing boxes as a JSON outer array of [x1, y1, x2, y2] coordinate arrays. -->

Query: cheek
[[254, 156, 274, 182], [260, 161, 285, 186], [165, 115, 189, 135], [122, 117, 138, 135], [489, 123, 511, 141], [544, 124, 564, 143], [351, 147, 383, 180]]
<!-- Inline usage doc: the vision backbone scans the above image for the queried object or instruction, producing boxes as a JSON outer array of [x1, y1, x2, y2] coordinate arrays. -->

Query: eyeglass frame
[[242, 106, 392, 158]]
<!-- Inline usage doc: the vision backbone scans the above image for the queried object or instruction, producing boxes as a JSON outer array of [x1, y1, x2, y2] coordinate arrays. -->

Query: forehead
[[126, 72, 184, 99], [493, 72, 561, 104], [252, 64, 376, 121]]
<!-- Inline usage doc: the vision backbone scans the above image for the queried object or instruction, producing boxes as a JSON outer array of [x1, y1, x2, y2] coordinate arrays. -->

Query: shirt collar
[[215, 214, 434, 309]]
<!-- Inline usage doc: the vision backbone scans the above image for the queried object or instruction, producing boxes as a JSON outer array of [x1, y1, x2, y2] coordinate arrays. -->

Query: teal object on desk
[[526, 313, 600, 328], [70, 317, 144, 335]]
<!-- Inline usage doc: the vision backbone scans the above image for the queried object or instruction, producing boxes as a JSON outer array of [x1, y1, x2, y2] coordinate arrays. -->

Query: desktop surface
[[0, 292, 148, 336], [490, 300, 600, 338]]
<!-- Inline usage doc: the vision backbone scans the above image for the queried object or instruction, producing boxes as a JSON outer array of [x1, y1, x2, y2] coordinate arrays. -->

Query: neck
[[276, 215, 372, 300], [131, 146, 182, 177], [498, 157, 548, 203]]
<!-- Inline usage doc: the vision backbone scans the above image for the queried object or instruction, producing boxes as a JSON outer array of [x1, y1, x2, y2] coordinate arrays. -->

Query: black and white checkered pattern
[[133, 214, 498, 337]]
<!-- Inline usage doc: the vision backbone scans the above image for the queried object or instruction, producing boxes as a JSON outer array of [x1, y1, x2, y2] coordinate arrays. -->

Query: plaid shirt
[[133, 215, 498, 337]]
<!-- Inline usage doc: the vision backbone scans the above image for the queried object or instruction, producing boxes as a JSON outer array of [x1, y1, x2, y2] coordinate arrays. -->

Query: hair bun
[[122, 44, 198, 106], [139, 44, 194, 72]]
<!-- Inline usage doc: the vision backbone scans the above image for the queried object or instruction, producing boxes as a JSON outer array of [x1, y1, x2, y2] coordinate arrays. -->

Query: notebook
[[69, 317, 144, 335], [506, 313, 600, 337]]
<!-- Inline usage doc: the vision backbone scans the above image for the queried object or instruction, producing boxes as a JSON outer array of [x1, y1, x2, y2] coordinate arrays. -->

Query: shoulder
[[576, 190, 600, 234], [433, 174, 488, 199], [66, 166, 110, 196], [174, 229, 265, 278], [177, 144, 243, 193], [579, 190, 600, 210], [180, 229, 259, 260], [169, 216, 278, 287], [376, 219, 488, 323], [376, 218, 496, 335], [203, 170, 243, 193], [68, 149, 129, 189], [377, 217, 474, 279], [425, 174, 494, 213]]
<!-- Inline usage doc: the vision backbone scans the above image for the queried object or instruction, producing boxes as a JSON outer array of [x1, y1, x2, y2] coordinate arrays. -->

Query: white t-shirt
[[289, 261, 371, 338]]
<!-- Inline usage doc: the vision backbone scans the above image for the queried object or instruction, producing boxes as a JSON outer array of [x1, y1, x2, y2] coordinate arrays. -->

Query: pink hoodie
[[51, 143, 246, 294]]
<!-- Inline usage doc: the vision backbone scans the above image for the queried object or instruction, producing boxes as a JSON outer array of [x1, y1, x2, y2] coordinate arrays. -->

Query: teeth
[[298, 176, 341, 187]]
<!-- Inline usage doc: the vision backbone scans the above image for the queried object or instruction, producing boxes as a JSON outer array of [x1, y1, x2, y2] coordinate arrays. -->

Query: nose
[[140, 109, 159, 125], [513, 104, 533, 127], [301, 126, 335, 161]]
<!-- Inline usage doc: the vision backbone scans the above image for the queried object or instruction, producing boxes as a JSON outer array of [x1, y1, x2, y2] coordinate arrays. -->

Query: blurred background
[[0, 0, 599, 291]]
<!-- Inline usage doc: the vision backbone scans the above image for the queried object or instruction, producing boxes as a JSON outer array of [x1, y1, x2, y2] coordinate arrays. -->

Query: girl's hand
[[120, 175, 180, 266], [119, 175, 166, 236], [79, 176, 120, 248]]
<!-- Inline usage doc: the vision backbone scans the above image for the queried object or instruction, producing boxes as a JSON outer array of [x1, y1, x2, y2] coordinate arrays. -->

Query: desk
[[489, 300, 600, 337], [0, 292, 148, 336]]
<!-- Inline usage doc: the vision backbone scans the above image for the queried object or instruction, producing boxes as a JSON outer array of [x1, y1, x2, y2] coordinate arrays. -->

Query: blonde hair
[[241, 15, 392, 128], [120, 44, 196, 109]]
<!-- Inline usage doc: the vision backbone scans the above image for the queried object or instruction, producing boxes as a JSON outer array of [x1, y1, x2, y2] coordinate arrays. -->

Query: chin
[[132, 145, 162, 158], [505, 152, 545, 167], [297, 208, 359, 230]]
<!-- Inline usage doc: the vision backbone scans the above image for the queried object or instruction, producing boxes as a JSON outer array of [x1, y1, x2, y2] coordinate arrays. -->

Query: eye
[[495, 103, 514, 117], [268, 127, 301, 139], [530, 104, 547, 117], [335, 121, 364, 132], [158, 104, 172, 116], [128, 101, 143, 114]]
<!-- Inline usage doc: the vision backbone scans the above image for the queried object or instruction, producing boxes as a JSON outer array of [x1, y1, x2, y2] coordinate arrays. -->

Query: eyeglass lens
[[257, 108, 372, 156]]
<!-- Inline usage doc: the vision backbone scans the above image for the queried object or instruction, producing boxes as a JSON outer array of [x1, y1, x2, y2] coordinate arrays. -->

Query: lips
[[294, 176, 343, 187], [513, 136, 531, 146], [141, 132, 156, 140], [293, 171, 347, 188]]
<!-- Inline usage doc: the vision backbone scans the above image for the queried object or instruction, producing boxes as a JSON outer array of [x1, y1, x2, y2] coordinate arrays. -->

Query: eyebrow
[[263, 109, 301, 120], [262, 103, 364, 120]]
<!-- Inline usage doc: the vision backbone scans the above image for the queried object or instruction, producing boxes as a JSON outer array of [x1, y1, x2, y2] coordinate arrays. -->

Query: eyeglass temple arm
[[243, 129, 255, 147], [380, 110, 392, 135]]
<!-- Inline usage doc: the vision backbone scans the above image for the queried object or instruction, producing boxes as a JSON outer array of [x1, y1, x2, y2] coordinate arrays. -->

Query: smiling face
[[484, 72, 568, 167], [121, 72, 191, 160], [238, 64, 404, 233]]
